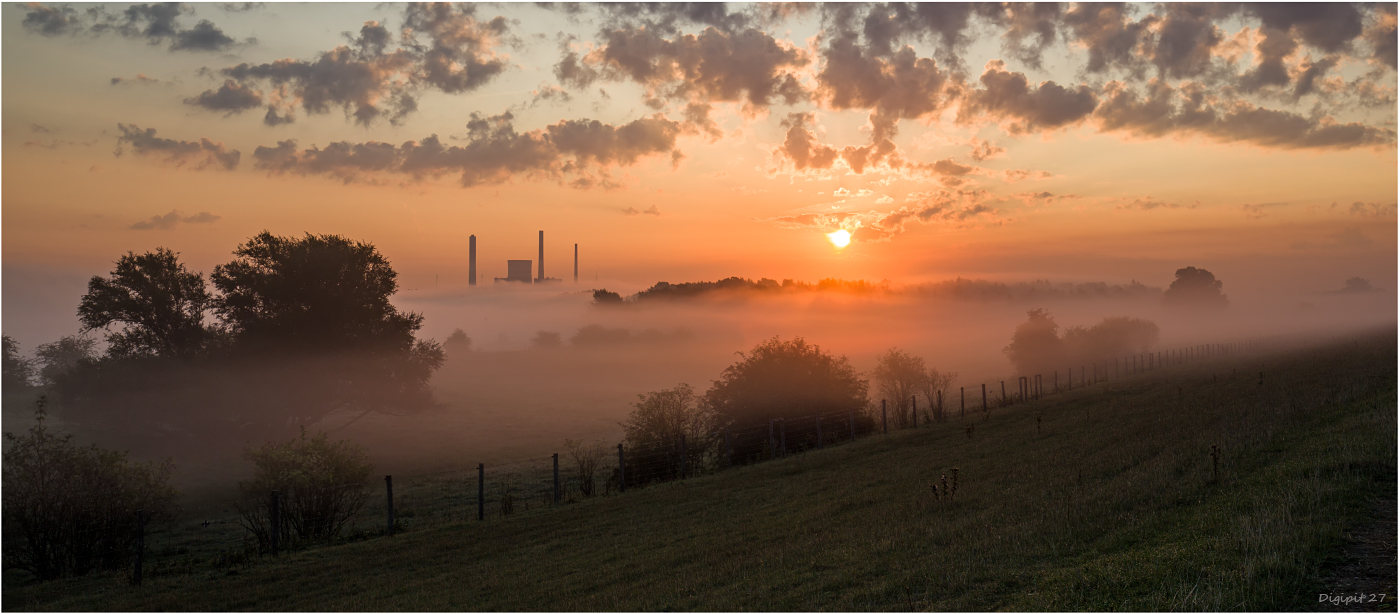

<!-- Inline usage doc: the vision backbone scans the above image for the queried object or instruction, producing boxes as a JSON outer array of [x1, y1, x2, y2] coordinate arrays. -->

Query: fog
[[4, 270, 1394, 497]]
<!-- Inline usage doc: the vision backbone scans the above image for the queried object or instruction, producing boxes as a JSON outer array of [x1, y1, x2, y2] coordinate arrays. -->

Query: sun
[[826, 229, 851, 248]]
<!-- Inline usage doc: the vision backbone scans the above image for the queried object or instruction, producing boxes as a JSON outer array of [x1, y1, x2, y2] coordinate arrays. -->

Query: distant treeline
[[597, 276, 1162, 304]]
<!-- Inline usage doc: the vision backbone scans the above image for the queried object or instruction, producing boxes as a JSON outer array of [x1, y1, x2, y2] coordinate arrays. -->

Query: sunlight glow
[[827, 229, 851, 248]]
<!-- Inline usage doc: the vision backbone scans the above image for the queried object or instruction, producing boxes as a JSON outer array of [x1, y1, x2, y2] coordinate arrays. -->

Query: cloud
[[130, 209, 221, 230], [774, 189, 999, 243], [968, 138, 1005, 161], [556, 24, 808, 114], [1117, 196, 1193, 210], [110, 73, 165, 86], [1095, 79, 1396, 150], [115, 124, 240, 170], [622, 205, 662, 216], [184, 79, 262, 113], [959, 60, 1098, 134], [251, 112, 682, 189], [1241, 202, 1286, 219], [1003, 169, 1052, 183], [202, 6, 509, 126], [770, 111, 983, 181], [22, 2, 242, 53]]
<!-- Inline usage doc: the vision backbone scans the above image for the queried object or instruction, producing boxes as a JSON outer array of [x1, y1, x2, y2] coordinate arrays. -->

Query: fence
[[25, 336, 1275, 585]]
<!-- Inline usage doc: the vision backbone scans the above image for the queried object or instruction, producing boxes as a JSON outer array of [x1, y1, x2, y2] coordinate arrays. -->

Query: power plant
[[489, 230, 568, 284]]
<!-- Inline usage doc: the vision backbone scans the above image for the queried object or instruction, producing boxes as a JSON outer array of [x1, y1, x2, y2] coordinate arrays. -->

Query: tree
[[1062, 317, 1159, 364], [3, 335, 35, 390], [3, 398, 178, 580], [591, 289, 623, 305], [871, 348, 928, 428], [1163, 266, 1228, 308], [210, 232, 445, 419], [621, 384, 721, 484], [444, 329, 473, 354], [563, 439, 608, 498], [704, 337, 868, 427], [34, 335, 98, 387], [77, 248, 212, 359], [1339, 277, 1376, 293], [1004, 308, 1066, 376], [235, 429, 371, 549], [923, 367, 958, 422]]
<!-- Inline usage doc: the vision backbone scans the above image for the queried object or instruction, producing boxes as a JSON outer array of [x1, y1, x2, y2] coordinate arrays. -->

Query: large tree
[[210, 232, 444, 419], [704, 337, 867, 427], [3, 335, 36, 391], [1163, 266, 1228, 308], [78, 248, 211, 359], [1004, 308, 1066, 376]]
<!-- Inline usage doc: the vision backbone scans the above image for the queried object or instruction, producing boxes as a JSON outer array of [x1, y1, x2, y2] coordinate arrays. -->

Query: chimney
[[537, 230, 544, 282], [574, 243, 578, 283], [468, 235, 477, 285]]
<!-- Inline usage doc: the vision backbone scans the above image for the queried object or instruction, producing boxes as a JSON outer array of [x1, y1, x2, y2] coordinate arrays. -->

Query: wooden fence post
[[848, 411, 855, 442], [981, 383, 987, 411], [132, 509, 145, 586], [816, 415, 823, 448], [617, 444, 626, 493], [385, 476, 394, 535], [779, 419, 786, 456], [553, 453, 560, 504], [937, 390, 943, 420], [882, 400, 888, 434], [269, 490, 281, 554], [680, 435, 688, 480], [1000, 381, 1006, 406], [912, 395, 917, 427], [478, 463, 485, 520]]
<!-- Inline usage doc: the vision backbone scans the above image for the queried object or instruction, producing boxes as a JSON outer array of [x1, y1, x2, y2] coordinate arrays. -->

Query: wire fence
[[15, 336, 1275, 586]]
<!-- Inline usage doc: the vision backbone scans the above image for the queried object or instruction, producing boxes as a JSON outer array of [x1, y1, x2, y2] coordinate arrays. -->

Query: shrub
[[235, 429, 372, 549], [872, 348, 928, 428], [564, 439, 608, 497], [2, 398, 177, 580], [622, 384, 722, 484]]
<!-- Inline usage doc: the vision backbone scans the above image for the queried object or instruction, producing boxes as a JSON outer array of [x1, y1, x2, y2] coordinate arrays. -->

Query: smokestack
[[574, 243, 578, 283], [468, 235, 477, 285], [537, 230, 544, 282]]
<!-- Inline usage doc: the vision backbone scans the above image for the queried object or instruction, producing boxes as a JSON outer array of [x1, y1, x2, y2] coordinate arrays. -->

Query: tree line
[[3, 232, 444, 433]]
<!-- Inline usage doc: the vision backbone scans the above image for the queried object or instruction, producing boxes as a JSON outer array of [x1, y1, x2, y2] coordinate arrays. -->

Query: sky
[[3, 2, 1397, 348]]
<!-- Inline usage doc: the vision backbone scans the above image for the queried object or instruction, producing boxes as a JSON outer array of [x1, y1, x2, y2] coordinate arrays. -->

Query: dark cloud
[[21, 2, 83, 35], [622, 205, 661, 216], [184, 79, 262, 113], [1365, 4, 1397, 70], [251, 112, 682, 189], [852, 188, 998, 242], [214, 6, 510, 126], [216, 2, 263, 12], [115, 123, 240, 170], [21, 2, 242, 52], [959, 61, 1098, 134], [1349, 201, 1398, 218], [559, 24, 808, 113], [1095, 79, 1396, 150], [110, 73, 164, 86], [592, 3, 751, 35], [130, 209, 221, 230]]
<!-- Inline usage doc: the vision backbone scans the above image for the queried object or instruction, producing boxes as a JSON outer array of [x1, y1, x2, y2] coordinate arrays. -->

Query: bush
[[564, 439, 609, 497], [704, 336, 867, 427], [622, 384, 722, 485], [2, 398, 177, 580], [235, 429, 372, 549]]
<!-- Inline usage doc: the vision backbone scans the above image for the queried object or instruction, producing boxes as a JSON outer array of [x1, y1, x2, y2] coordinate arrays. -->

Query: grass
[[4, 330, 1395, 611]]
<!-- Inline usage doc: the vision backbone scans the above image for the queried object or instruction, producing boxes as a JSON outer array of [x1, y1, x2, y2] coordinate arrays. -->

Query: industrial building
[[487, 230, 571, 284]]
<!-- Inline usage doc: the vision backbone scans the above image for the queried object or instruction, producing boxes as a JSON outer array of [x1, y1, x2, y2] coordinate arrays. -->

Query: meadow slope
[[5, 331, 1396, 611]]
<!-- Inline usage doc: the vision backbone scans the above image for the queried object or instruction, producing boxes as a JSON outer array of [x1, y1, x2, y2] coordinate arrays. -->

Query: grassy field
[[4, 330, 1395, 611]]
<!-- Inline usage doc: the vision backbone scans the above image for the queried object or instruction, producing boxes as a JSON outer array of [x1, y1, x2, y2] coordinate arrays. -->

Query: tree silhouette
[[871, 348, 927, 428], [209, 232, 444, 421], [704, 336, 867, 427], [1004, 308, 1065, 376], [1162, 266, 1228, 308], [77, 248, 211, 359], [3, 335, 35, 390]]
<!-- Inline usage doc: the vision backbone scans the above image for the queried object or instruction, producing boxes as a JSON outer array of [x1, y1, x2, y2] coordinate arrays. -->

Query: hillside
[[5, 330, 1396, 611]]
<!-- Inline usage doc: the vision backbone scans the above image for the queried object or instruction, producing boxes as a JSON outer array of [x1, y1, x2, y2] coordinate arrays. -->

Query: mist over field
[[6, 269, 1392, 495]]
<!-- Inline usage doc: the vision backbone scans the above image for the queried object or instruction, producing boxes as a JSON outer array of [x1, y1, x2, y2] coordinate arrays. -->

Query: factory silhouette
[[470, 230, 576, 285]]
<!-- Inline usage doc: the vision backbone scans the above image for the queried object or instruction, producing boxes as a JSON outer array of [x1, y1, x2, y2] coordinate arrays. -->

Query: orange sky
[[3, 2, 1396, 342]]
